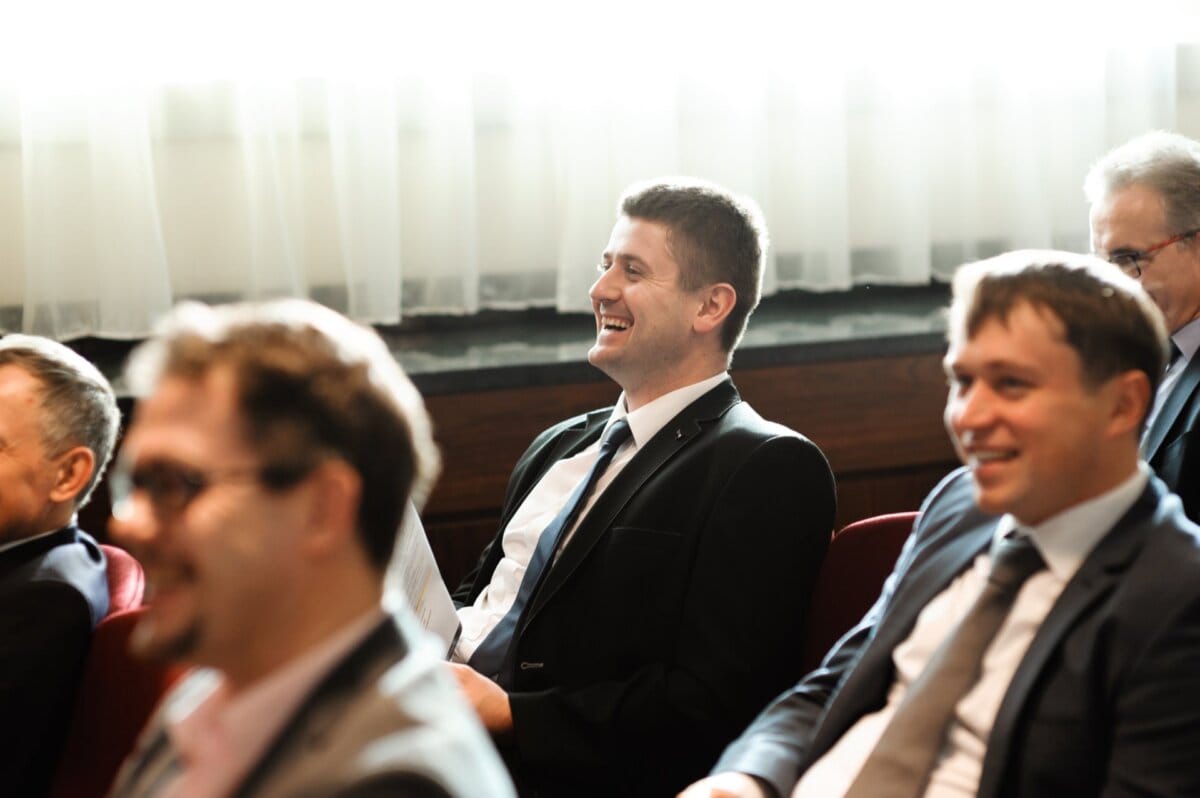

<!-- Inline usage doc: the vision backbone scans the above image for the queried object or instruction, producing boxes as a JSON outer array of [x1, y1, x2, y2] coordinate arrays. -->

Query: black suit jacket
[[715, 468, 1200, 798], [0, 525, 108, 797], [454, 379, 836, 796], [1144, 353, 1200, 522]]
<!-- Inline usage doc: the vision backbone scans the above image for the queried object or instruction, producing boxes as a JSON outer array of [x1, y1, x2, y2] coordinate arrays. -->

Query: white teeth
[[600, 315, 630, 330], [970, 450, 1014, 464]]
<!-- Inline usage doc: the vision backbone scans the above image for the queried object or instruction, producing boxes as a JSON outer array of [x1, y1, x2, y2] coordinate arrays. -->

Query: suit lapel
[[1143, 355, 1200, 462], [233, 616, 405, 798], [809, 519, 996, 756], [977, 482, 1158, 798], [522, 381, 740, 624]]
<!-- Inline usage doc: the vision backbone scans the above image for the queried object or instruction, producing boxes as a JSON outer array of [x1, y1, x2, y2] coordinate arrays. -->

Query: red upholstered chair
[[48, 607, 187, 798], [800, 511, 919, 672], [100, 543, 145, 615]]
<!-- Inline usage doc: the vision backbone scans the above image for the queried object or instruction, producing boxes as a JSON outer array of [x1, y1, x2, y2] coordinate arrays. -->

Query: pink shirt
[[159, 609, 385, 798]]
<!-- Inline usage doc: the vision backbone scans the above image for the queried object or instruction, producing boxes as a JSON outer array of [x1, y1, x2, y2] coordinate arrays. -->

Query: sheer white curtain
[[2, 1, 1198, 339]]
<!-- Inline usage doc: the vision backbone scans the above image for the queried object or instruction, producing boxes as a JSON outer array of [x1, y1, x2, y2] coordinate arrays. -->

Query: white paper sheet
[[384, 503, 461, 655]]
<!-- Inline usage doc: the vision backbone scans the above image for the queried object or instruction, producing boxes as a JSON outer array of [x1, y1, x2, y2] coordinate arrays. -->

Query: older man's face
[[1090, 182, 1200, 334], [109, 367, 314, 683], [0, 365, 63, 542]]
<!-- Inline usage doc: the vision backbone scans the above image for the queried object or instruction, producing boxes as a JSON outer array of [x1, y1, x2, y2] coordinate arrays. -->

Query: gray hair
[[0, 335, 120, 508], [1084, 131, 1200, 234]]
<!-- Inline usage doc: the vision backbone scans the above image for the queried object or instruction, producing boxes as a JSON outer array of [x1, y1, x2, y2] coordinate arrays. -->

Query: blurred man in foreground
[[108, 300, 513, 798]]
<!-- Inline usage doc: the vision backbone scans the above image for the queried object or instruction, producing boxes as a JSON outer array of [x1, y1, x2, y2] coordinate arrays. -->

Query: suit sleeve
[[711, 525, 922, 796], [506, 434, 836, 787], [0, 579, 95, 792], [710, 473, 956, 797]]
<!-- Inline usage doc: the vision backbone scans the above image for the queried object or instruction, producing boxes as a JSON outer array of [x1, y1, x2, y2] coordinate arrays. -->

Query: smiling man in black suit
[[449, 179, 837, 796], [684, 250, 1200, 798]]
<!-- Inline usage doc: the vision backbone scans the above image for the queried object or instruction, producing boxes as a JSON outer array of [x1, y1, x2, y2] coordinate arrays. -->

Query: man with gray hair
[[1087, 130, 1200, 520], [107, 300, 513, 798], [0, 334, 120, 795]]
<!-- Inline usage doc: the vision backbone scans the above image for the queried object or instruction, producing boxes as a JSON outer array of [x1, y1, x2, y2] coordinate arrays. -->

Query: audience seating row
[[45, 514, 916, 797]]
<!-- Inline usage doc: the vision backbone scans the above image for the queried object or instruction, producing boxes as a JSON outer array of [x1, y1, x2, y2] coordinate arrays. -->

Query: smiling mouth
[[600, 314, 631, 331], [966, 449, 1017, 468]]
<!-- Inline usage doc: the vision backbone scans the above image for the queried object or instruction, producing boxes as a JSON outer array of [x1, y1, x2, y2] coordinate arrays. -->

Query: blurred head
[[0, 335, 119, 542], [1086, 131, 1200, 333], [109, 300, 439, 678], [944, 251, 1165, 525], [587, 179, 767, 407]]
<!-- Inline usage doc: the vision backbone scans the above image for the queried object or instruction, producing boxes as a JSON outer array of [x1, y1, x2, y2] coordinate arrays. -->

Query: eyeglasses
[[1105, 229, 1200, 278], [110, 457, 307, 521]]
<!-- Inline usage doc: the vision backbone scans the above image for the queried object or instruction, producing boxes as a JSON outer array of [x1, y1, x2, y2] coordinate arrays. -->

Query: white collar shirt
[[793, 464, 1149, 798], [454, 372, 729, 662]]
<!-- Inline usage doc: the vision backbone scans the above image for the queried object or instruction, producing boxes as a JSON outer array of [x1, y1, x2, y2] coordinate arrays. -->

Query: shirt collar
[[993, 463, 1148, 582], [0, 526, 67, 555], [608, 372, 729, 450], [165, 607, 386, 773], [1172, 316, 1200, 363]]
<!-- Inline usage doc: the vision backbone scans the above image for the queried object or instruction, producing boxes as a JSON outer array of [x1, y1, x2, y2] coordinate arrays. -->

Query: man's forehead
[[949, 302, 1069, 361], [128, 370, 246, 449]]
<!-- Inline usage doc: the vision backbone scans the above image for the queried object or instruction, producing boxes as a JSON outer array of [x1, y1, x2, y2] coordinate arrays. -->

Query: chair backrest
[[100, 543, 145, 614], [47, 607, 187, 798], [800, 511, 919, 672]]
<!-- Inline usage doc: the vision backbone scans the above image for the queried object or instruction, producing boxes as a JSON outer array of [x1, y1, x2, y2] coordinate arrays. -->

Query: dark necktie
[[844, 534, 1045, 798], [1168, 341, 1184, 373], [468, 419, 632, 685]]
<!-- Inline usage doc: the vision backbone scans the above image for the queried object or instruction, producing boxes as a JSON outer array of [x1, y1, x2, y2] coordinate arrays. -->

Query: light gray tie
[[844, 534, 1045, 798]]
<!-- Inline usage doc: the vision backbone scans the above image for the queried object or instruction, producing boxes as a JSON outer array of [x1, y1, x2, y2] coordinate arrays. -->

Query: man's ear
[[1107, 369, 1153, 440], [49, 446, 95, 505], [299, 459, 363, 559], [693, 283, 737, 336]]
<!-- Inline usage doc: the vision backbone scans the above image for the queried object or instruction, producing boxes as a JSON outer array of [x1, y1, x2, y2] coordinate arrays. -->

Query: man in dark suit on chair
[[1088, 131, 1200, 522], [449, 179, 837, 796], [0, 335, 120, 796], [683, 250, 1200, 797]]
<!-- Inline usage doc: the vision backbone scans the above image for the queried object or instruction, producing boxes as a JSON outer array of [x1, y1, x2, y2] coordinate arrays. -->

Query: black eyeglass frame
[[109, 456, 311, 521]]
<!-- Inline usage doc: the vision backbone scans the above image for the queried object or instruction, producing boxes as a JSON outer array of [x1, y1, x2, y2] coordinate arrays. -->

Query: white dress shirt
[[793, 464, 1149, 798], [454, 373, 728, 662]]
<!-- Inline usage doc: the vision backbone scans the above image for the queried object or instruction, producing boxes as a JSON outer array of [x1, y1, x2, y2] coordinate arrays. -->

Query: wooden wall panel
[[422, 352, 960, 586], [83, 353, 961, 589]]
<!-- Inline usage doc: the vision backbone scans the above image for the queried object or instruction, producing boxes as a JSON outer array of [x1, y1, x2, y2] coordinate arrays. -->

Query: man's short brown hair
[[620, 179, 768, 353], [126, 300, 440, 570], [950, 250, 1168, 425]]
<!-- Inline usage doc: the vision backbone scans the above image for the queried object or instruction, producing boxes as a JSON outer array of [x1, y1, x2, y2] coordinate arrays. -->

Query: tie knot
[[599, 419, 632, 454], [988, 535, 1045, 592]]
